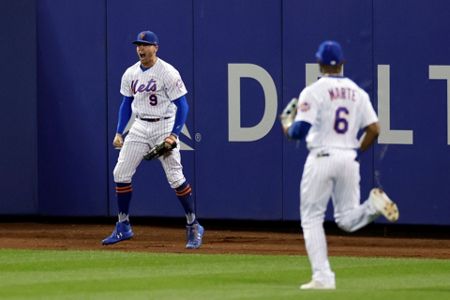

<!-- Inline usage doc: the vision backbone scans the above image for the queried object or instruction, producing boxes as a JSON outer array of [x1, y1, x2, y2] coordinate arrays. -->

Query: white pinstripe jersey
[[295, 76, 378, 150], [120, 58, 187, 118]]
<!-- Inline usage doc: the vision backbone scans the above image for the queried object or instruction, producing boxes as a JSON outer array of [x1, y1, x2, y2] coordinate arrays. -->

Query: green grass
[[0, 249, 448, 300]]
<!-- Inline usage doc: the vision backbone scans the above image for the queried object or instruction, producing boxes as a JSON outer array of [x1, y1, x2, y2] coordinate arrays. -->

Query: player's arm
[[171, 95, 189, 137], [287, 121, 312, 140], [358, 91, 380, 153], [113, 96, 133, 148], [165, 95, 188, 146], [284, 87, 316, 140], [359, 122, 380, 152]]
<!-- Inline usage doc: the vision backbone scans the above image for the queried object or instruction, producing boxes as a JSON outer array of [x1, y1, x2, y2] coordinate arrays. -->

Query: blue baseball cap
[[132, 31, 159, 45], [315, 40, 344, 66]]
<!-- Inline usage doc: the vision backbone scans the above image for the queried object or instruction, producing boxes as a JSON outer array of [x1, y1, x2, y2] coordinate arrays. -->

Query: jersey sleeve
[[120, 69, 134, 97], [359, 91, 378, 129], [295, 87, 318, 124], [164, 68, 188, 101]]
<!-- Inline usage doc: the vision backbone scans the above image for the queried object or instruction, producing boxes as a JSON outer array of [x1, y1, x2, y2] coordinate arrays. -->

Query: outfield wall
[[1, 0, 449, 225], [0, 0, 37, 214]]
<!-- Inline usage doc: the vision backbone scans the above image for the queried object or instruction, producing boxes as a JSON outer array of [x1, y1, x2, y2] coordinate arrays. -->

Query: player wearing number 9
[[281, 40, 399, 290], [102, 30, 204, 249]]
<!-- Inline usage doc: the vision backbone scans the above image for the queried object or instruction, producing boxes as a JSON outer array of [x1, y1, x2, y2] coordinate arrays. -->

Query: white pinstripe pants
[[113, 118, 186, 189], [300, 148, 378, 284]]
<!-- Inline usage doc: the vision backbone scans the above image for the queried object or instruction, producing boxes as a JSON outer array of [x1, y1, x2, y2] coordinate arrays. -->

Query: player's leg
[[159, 146, 204, 249], [300, 154, 336, 289], [367, 188, 399, 222], [174, 181, 197, 225], [333, 154, 380, 232], [159, 146, 195, 223], [102, 128, 148, 245]]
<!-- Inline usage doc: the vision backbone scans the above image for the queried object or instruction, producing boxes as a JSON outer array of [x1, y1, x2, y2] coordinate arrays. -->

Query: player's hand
[[113, 133, 124, 149], [161, 134, 177, 158], [164, 134, 178, 150], [143, 135, 178, 161], [280, 98, 298, 138], [280, 121, 290, 136]]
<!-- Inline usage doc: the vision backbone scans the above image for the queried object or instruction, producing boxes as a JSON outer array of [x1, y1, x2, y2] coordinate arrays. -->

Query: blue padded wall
[[37, 0, 108, 216], [2, 0, 448, 225], [0, 0, 37, 214]]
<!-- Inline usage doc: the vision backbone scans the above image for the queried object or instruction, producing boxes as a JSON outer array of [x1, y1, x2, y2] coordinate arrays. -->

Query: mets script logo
[[131, 79, 157, 94]]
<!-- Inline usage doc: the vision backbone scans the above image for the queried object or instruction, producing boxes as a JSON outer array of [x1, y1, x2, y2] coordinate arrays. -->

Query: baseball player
[[102, 30, 204, 249], [281, 41, 399, 289]]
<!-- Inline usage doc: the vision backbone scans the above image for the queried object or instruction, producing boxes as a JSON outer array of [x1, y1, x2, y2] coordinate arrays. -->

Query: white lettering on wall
[[228, 64, 277, 141], [429, 65, 450, 145], [377, 65, 414, 144]]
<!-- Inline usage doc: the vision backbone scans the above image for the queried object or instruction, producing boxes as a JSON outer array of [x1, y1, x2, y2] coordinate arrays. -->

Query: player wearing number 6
[[102, 30, 204, 249], [281, 40, 399, 290]]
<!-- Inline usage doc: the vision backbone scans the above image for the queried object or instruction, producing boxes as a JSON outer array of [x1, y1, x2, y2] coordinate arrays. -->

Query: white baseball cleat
[[299, 280, 336, 290], [369, 188, 399, 222]]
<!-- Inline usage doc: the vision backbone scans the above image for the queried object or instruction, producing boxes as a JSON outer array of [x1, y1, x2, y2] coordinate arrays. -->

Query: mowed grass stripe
[[0, 249, 448, 300]]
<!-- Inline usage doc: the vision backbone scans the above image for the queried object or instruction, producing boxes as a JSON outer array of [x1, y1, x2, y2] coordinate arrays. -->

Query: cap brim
[[132, 40, 157, 45], [318, 60, 345, 66]]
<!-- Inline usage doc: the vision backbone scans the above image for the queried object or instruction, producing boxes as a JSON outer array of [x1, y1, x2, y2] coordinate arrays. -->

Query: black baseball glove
[[143, 136, 177, 160], [280, 98, 298, 128], [280, 97, 298, 136]]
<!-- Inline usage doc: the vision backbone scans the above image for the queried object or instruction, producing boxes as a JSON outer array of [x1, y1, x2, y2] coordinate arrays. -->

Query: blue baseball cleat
[[102, 222, 134, 245], [185, 223, 204, 249]]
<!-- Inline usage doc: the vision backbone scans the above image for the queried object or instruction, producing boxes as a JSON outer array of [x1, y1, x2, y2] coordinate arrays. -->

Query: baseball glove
[[279, 97, 299, 131], [143, 137, 177, 160]]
